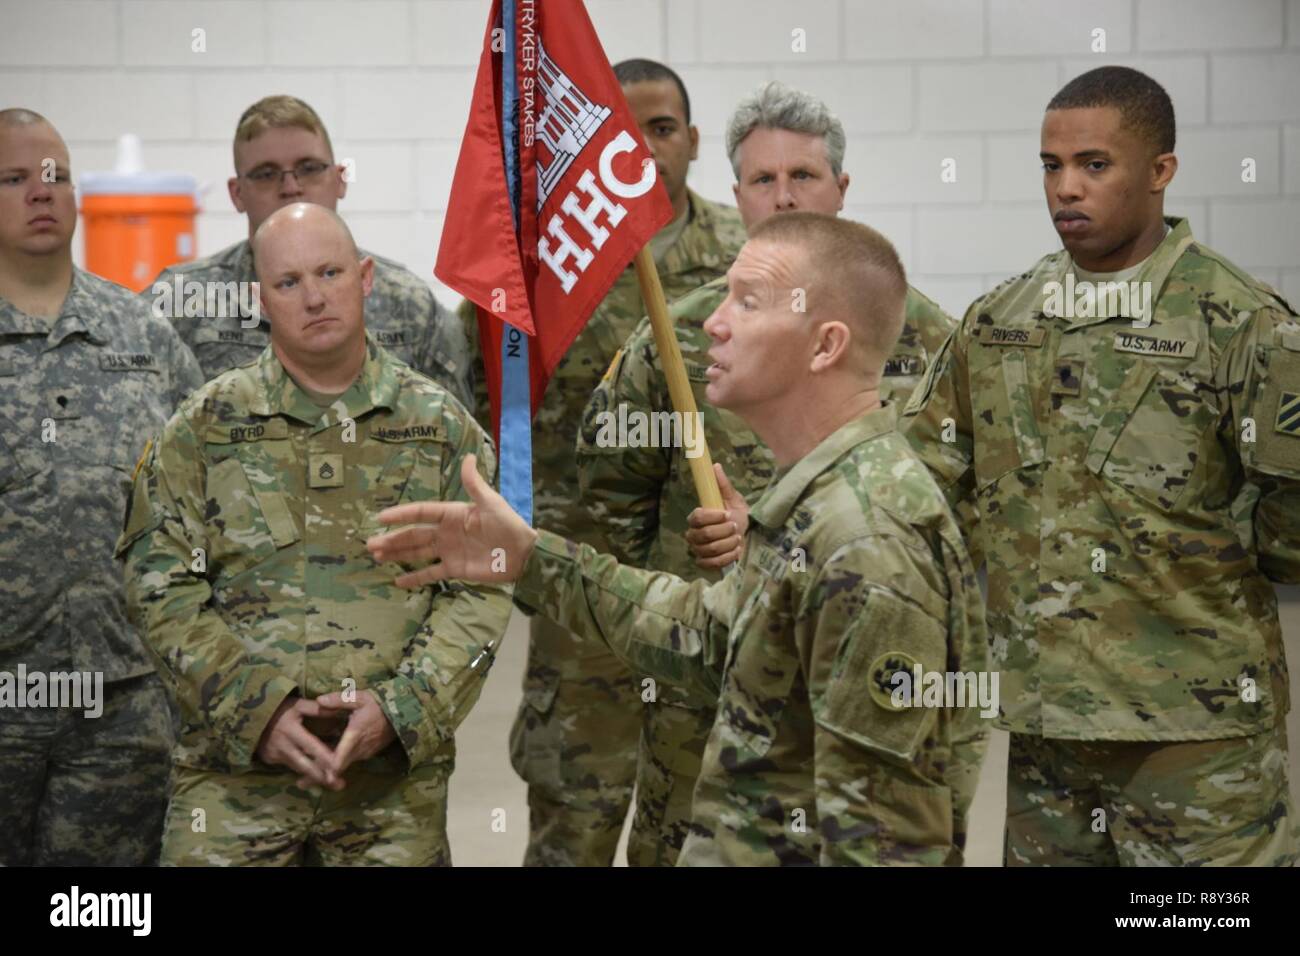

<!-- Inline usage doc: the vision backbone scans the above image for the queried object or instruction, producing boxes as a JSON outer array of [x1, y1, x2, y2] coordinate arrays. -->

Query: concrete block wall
[[1, 0, 1297, 318]]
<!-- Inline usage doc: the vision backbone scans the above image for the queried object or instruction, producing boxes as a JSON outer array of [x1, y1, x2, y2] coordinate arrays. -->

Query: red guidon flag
[[436, 0, 673, 430]]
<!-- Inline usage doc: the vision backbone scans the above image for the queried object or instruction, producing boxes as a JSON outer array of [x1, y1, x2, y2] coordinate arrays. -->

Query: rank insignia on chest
[[1051, 360, 1083, 396], [1276, 392, 1300, 436], [310, 453, 345, 488]]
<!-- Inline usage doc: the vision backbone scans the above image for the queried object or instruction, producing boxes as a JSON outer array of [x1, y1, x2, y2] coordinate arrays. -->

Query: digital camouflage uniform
[[577, 277, 966, 865], [463, 189, 745, 865], [148, 239, 474, 409], [903, 217, 1299, 866], [0, 267, 203, 865], [117, 335, 512, 866], [519, 405, 990, 865]]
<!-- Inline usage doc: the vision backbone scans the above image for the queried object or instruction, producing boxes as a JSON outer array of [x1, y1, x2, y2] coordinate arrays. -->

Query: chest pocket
[[718, 537, 798, 761], [1085, 330, 1215, 513], [0, 415, 40, 494], [97, 352, 171, 468], [357, 424, 446, 540], [968, 331, 1048, 491], [203, 432, 300, 581]]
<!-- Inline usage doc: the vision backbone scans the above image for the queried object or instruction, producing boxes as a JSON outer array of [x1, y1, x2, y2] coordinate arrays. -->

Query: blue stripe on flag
[[498, 0, 533, 525]]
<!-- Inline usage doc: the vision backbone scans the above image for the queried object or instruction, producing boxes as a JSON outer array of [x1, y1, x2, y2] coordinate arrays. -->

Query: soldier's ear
[[1150, 152, 1177, 193], [228, 176, 245, 214], [810, 320, 851, 374], [359, 256, 375, 297], [688, 124, 699, 161]]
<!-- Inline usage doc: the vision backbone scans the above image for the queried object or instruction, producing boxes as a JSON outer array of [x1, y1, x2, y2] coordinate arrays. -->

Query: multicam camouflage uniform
[[903, 217, 1299, 865], [577, 277, 964, 865], [148, 239, 473, 408], [463, 190, 745, 865], [117, 336, 512, 866], [519, 405, 990, 865], [0, 267, 203, 865]]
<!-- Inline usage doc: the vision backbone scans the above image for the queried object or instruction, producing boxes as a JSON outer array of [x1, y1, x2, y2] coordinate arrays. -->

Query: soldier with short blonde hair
[[370, 212, 991, 866], [144, 94, 473, 409], [576, 82, 969, 866]]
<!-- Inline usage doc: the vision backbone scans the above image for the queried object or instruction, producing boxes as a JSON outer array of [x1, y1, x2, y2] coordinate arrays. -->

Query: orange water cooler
[[79, 135, 199, 292]]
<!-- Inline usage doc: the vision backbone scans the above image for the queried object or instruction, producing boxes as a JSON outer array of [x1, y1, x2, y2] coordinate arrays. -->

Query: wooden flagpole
[[633, 245, 723, 510]]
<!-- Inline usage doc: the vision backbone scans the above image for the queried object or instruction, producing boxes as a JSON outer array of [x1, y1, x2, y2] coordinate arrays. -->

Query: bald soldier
[[146, 95, 472, 408], [575, 81, 967, 866], [462, 59, 746, 866], [903, 66, 1298, 865], [118, 203, 512, 866], [371, 213, 991, 866], [0, 109, 203, 865]]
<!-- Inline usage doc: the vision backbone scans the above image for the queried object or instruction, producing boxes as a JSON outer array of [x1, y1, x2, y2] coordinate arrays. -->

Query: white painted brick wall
[[0, 0, 1294, 318], [1139, 0, 1284, 51], [843, 0, 984, 61], [989, 0, 1134, 57]]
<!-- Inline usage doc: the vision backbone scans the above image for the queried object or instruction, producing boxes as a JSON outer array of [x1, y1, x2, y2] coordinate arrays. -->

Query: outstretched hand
[[365, 453, 538, 588], [685, 464, 748, 570]]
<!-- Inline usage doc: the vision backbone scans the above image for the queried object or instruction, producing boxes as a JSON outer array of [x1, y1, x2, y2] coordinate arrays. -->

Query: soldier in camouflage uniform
[[903, 66, 1298, 865], [371, 215, 991, 865], [462, 60, 746, 865], [118, 204, 511, 865], [0, 110, 203, 865], [577, 82, 968, 866], [145, 95, 472, 408]]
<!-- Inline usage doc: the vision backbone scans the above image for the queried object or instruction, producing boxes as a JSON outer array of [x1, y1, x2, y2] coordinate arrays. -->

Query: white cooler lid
[[79, 170, 198, 196]]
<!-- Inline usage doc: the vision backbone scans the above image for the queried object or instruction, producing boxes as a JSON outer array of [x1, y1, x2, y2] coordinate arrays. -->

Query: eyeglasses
[[242, 160, 333, 188]]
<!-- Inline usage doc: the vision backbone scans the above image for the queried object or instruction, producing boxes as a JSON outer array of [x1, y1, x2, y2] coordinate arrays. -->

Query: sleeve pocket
[[1253, 344, 1300, 479], [814, 588, 947, 763]]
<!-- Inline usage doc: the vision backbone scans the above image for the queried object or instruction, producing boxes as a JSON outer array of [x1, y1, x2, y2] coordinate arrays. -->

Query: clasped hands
[[254, 689, 396, 791]]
